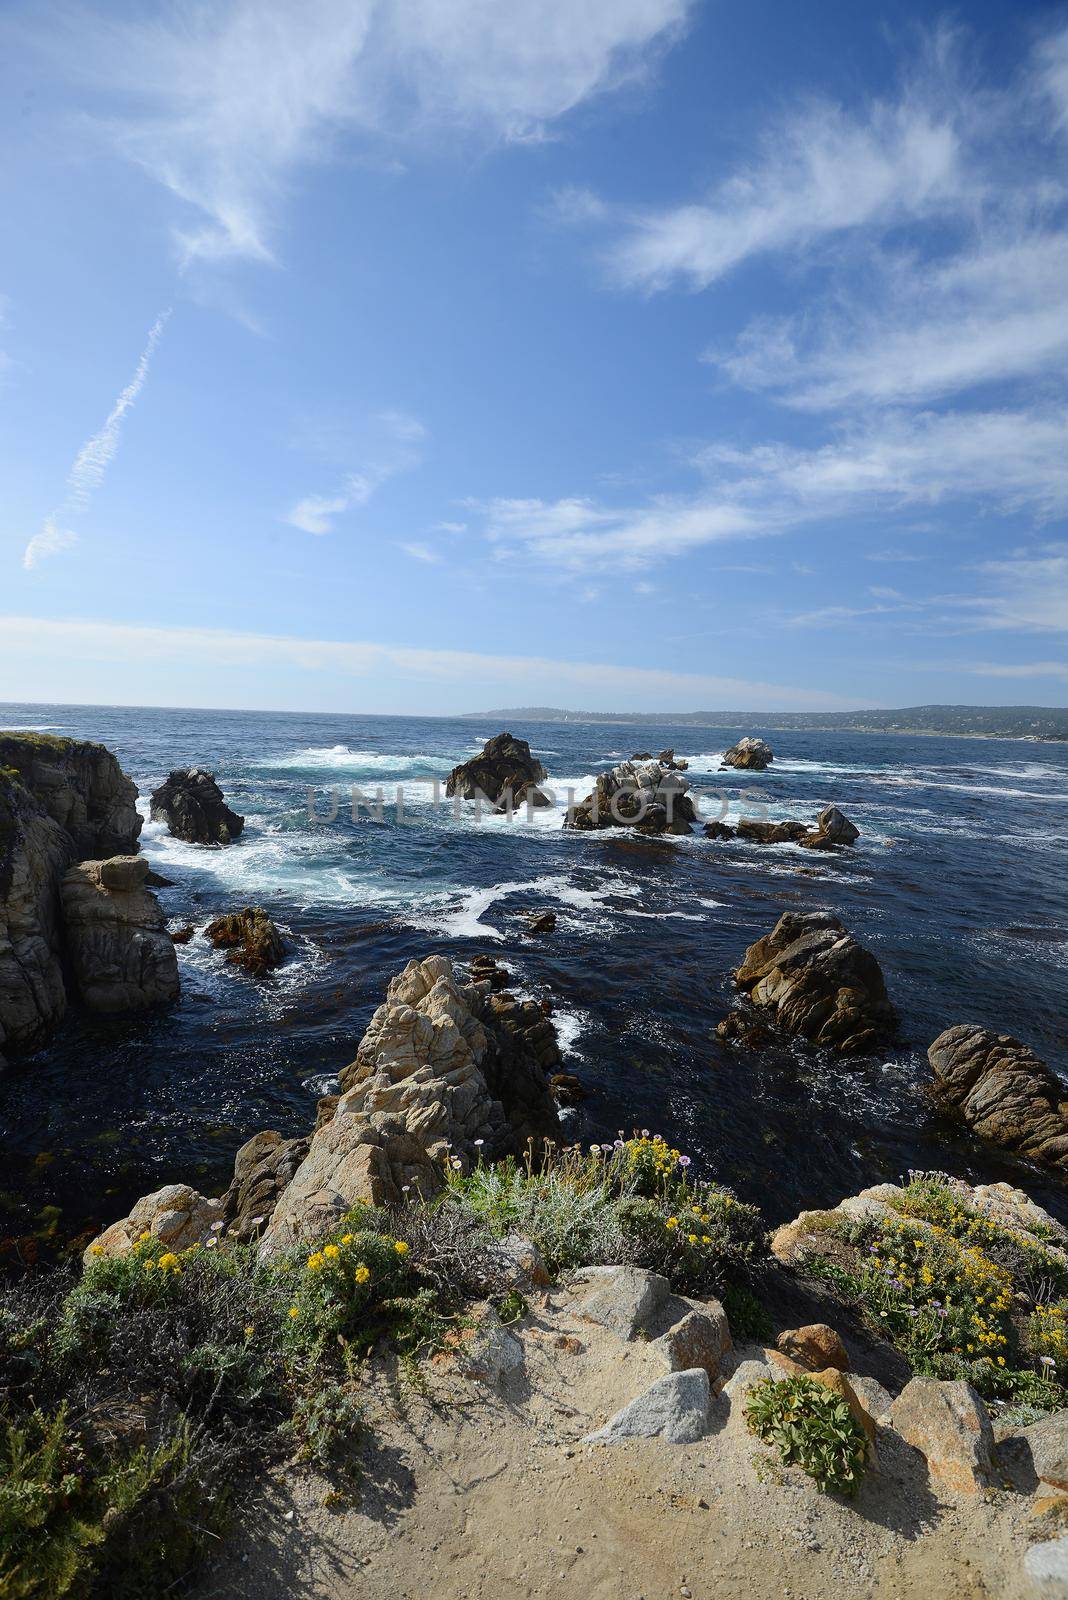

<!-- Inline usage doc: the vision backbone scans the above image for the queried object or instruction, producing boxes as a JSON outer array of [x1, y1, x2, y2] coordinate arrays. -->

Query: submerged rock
[[567, 759, 698, 835], [445, 733, 549, 810], [204, 906, 286, 977], [720, 910, 897, 1054], [721, 737, 773, 770], [928, 1024, 1068, 1169], [60, 855, 180, 1013], [149, 768, 244, 846]]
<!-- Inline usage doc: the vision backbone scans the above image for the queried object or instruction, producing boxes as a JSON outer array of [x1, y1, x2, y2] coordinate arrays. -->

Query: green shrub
[[290, 1383, 364, 1477], [745, 1376, 868, 1495], [280, 1224, 448, 1364], [443, 1138, 766, 1291]]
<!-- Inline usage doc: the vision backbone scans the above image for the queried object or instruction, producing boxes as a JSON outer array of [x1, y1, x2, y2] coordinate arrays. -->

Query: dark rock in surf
[[928, 1025, 1068, 1170], [524, 910, 557, 935], [204, 906, 286, 977], [567, 759, 698, 836], [446, 733, 549, 810], [720, 910, 897, 1055], [149, 768, 244, 846]]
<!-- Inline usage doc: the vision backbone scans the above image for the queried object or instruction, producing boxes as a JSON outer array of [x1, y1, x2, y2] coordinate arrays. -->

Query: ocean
[[2, 701, 1067, 1244]]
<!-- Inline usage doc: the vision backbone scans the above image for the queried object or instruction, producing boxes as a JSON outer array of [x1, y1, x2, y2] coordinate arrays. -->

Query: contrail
[[23, 309, 172, 570]]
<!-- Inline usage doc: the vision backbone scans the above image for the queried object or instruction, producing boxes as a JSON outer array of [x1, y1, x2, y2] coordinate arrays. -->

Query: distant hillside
[[463, 705, 1068, 740]]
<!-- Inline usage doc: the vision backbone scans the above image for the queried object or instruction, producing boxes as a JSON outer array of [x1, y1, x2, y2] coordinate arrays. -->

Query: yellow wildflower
[[394, 1240, 410, 1255], [354, 1264, 371, 1284], [289, 1306, 300, 1319], [323, 1244, 340, 1260], [665, 1217, 679, 1230], [307, 1252, 324, 1272], [88, 1244, 105, 1256]]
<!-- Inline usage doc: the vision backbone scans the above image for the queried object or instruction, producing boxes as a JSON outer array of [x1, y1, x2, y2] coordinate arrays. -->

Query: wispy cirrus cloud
[[587, 40, 967, 292], [476, 407, 1068, 573], [23, 310, 171, 570], [714, 231, 1068, 411], [286, 409, 426, 536], [16, 0, 693, 266]]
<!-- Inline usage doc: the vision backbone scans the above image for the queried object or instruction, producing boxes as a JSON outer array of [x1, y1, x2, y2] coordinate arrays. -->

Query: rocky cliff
[[0, 734, 147, 1062]]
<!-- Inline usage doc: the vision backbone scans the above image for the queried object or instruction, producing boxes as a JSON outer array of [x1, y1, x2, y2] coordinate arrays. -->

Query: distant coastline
[[462, 704, 1068, 742]]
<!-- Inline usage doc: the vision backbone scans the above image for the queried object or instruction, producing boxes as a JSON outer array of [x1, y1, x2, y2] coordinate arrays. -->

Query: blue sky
[[2, 0, 1067, 714]]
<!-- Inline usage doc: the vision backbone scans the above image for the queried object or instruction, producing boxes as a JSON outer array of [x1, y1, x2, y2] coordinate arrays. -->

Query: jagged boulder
[[928, 1025, 1068, 1170], [567, 759, 698, 836], [1, 738, 143, 1059], [221, 1129, 312, 1242], [808, 806, 860, 847], [204, 907, 286, 977], [736, 820, 808, 844], [445, 733, 549, 810], [719, 910, 897, 1054], [60, 856, 180, 1013], [149, 768, 244, 846], [338, 954, 561, 1157], [721, 737, 773, 770]]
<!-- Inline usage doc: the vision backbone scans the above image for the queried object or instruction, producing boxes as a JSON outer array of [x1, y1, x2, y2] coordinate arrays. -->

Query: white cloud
[[24, 0, 692, 265], [965, 546, 1068, 633], [717, 232, 1068, 410], [286, 409, 425, 534], [23, 310, 170, 569], [399, 541, 441, 563], [1040, 25, 1068, 134], [0, 614, 856, 712], [478, 407, 1068, 573], [599, 68, 964, 291], [480, 493, 759, 569]]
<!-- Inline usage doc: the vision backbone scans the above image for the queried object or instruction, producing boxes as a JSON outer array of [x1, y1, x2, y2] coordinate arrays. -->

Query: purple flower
[[678, 1156, 691, 1168], [613, 1139, 625, 1150]]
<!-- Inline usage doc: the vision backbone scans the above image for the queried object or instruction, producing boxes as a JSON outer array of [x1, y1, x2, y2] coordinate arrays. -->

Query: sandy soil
[[195, 1282, 1033, 1600]]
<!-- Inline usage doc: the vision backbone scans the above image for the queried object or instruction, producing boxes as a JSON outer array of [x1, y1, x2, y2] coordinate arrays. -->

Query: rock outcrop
[[0, 733, 141, 858], [703, 806, 860, 850], [87, 953, 565, 1261], [928, 1025, 1068, 1169], [770, 1176, 1068, 1266], [445, 734, 549, 810], [336, 954, 562, 1159], [721, 737, 773, 770], [0, 736, 143, 1060], [221, 1130, 312, 1242], [719, 910, 897, 1055], [567, 759, 698, 836], [60, 856, 180, 1013], [204, 907, 286, 977], [149, 768, 244, 846]]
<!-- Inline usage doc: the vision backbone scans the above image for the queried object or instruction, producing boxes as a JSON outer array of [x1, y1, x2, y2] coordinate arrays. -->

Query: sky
[[2, 0, 1068, 715]]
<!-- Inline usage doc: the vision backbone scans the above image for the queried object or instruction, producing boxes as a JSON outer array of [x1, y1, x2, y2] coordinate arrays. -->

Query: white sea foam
[[1, 723, 67, 731], [405, 870, 642, 941], [552, 1008, 590, 1059], [268, 746, 455, 774]]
